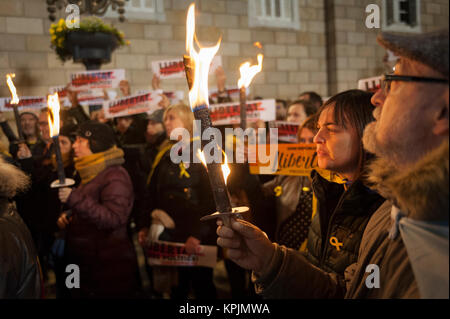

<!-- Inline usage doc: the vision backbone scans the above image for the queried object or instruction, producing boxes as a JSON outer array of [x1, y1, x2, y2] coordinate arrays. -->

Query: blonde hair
[[163, 103, 195, 136]]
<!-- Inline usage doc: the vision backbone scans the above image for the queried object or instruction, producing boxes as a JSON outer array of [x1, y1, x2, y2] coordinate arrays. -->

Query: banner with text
[[103, 91, 162, 118], [151, 56, 222, 79], [358, 75, 382, 92], [210, 99, 276, 126], [70, 69, 125, 91], [269, 121, 299, 143], [248, 143, 330, 178], [145, 240, 218, 268], [0, 96, 47, 112]]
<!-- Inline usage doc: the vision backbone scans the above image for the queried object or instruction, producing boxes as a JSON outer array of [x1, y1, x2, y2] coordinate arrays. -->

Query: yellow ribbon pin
[[179, 162, 191, 179], [274, 186, 282, 197], [329, 236, 343, 251]]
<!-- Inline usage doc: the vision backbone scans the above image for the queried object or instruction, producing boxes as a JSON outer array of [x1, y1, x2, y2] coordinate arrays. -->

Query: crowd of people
[[0, 29, 448, 299]]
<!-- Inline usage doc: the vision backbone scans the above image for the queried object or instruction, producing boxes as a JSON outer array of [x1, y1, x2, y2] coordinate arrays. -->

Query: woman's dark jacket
[[143, 143, 217, 245], [65, 165, 138, 298], [305, 170, 385, 275]]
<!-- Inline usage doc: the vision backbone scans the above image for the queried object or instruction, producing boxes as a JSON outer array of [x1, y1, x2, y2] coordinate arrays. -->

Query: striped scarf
[[75, 146, 125, 184]]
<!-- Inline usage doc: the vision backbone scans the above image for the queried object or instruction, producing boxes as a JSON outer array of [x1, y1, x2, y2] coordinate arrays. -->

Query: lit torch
[[183, 3, 248, 227], [47, 93, 75, 189], [237, 50, 263, 131], [6, 73, 25, 143]]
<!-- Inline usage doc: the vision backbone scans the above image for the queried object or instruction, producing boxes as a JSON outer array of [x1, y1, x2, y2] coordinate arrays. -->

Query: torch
[[183, 3, 248, 227], [47, 93, 75, 189], [5, 74, 25, 143], [238, 51, 263, 131]]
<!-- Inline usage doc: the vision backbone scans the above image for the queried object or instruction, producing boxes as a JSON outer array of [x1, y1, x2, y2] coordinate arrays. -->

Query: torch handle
[[52, 136, 66, 185], [239, 87, 247, 131], [13, 105, 25, 141], [193, 107, 233, 215]]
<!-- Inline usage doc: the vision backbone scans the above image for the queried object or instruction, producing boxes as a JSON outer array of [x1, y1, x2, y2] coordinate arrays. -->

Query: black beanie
[[60, 123, 78, 143], [76, 121, 116, 153]]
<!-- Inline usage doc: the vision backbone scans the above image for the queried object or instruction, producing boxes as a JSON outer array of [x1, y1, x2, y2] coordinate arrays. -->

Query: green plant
[[50, 16, 129, 62]]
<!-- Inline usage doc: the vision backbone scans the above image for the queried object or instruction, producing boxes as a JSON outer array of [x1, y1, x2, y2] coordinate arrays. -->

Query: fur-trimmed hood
[[0, 157, 30, 199], [367, 140, 449, 221]]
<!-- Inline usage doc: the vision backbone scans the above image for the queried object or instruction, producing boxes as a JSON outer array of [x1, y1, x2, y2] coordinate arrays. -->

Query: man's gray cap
[[377, 29, 449, 79]]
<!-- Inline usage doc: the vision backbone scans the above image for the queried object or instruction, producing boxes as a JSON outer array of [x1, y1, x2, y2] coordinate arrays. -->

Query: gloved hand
[[216, 218, 275, 274]]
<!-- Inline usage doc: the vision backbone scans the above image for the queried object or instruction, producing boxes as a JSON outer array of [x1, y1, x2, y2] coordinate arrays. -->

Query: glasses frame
[[381, 74, 449, 95]]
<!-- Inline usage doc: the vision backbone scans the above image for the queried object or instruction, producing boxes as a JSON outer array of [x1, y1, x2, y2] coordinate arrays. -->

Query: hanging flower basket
[[50, 17, 129, 70]]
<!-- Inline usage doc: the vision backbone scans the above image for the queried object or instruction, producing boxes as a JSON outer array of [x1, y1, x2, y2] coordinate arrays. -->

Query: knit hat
[[75, 120, 116, 153], [147, 109, 164, 124], [59, 123, 78, 143], [377, 29, 449, 79]]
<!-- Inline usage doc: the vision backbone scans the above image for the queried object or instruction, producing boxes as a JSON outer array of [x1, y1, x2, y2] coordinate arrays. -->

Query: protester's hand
[[215, 66, 226, 92], [58, 187, 72, 203], [185, 236, 202, 255], [152, 74, 161, 90], [57, 212, 72, 230], [17, 143, 32, 159], [138, 228, 149, 246], [158, 93, 170, 109], [217, 218, 275, 274]]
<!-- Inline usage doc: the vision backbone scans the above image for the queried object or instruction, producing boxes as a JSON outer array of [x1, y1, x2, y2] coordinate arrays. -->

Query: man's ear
[[432, 88, 449, 136]]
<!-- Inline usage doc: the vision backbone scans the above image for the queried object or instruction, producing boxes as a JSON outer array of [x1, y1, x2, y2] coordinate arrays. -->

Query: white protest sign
[[209, 99, 276, 126], [145, 240, 217, 268], [70, 69, 125, 91], [0, 96, 47, 112], [103, 91, 163, 119], [152, 56, 222, 79], [49, 86, 71, 107], [358, 75, 382, 92], [269, 121, 299, 143]]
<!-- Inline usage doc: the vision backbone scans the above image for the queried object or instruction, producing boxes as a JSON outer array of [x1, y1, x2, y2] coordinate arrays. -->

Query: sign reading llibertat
[[0, 96, 47, 112], [145, 240, 218, 268], [209, 99, 276, 126], [151, 56, 222, 79], [248, 143, 331, 178], [269, 121, 299, 143], [103, 91, 162, 119], [70, 69, 125, 91]]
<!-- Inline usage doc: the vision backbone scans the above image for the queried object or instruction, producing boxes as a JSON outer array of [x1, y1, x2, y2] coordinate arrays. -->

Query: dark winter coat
[[144, 143, 217, 245], [65, 165, 138, 298], [252, 141, 448, 299], [305, 170, 385, 275]]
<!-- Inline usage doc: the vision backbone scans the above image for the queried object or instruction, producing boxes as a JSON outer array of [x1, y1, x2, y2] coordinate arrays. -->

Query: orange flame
[[6, 74, 20, 104], [237, 54, 264, 89], [197, 149, 231, 184], [186, 3, 221, 107], [47, 92, 61, 137], [254, 41, 262, 49]]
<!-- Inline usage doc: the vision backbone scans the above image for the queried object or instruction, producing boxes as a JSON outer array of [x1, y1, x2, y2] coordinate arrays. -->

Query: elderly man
[[216, 30, 448, 299]]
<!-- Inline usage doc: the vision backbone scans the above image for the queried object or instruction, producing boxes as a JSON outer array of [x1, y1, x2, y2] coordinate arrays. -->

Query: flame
[[6, 74, 20, 104], [197, 149, 207, 166], [197, 149, 231, 184], [47, 92, 61, 137], [221, 152, 231, 184], [254, 41, 262, 49], [237, 54, 264, 89], [186, 3, 221, 107]]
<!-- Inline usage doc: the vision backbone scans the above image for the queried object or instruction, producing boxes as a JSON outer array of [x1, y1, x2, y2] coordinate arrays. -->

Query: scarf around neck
[[75, 146, 125, 184]]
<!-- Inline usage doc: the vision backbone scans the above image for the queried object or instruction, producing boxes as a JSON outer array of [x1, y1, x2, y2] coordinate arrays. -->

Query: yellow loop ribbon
[[274, 186, 282, 197], [179, 162, 191, 179], [329, 236, 343, 251]]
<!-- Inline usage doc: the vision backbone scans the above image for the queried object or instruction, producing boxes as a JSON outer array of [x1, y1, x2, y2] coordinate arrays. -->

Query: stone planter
[[66, 31, 118, 70]]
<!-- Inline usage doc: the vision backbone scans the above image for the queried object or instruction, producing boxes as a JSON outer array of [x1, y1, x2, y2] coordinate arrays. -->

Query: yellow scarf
[[75, 146, 125, 184]]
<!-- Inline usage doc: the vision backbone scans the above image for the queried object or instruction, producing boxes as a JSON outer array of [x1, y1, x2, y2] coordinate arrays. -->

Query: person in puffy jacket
[[57, 121, 139, 298]]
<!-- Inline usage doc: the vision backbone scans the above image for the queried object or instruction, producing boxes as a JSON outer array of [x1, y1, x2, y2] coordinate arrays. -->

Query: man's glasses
[[381, 74, 448, 95]]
